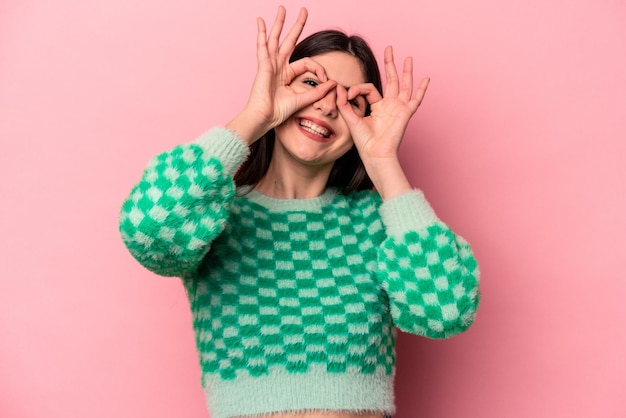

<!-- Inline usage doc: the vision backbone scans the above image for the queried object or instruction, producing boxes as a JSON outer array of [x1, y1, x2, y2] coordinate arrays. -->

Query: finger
[[347, 83, 383, 106], [408, 77, 430, 112], [278, 7, 308, 59], [267, 6, 286, 55], [383, 46, 399, 97], [288, 57, 328, 82], [256, 17, 268, 63], [398, 56, 413, 102], [336, 85, 361, 127]]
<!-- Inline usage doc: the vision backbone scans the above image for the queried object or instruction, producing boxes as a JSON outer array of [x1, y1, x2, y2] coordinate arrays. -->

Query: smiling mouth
[[298, 118, 332, 139]]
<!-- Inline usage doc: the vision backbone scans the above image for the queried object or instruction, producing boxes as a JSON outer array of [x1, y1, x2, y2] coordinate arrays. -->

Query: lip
[[296, 117, 335, 143]]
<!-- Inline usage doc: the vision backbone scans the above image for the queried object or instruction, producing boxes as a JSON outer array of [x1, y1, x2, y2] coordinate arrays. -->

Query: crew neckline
[[238, 186, 340, 212]]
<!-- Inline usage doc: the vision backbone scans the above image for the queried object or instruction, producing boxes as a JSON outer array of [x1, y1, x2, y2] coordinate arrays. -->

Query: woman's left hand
[[337, 46, 429, 163]]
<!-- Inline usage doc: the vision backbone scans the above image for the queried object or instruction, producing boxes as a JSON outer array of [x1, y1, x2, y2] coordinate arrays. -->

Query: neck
[[256, 158, 332, 200]]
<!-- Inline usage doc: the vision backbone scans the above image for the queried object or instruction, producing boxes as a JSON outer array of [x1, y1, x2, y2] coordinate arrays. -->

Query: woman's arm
[[119, 6, 332, 277], [337, 46, 429, 201], [339, 48, 479, 336], [376, 191, 480, 338], [118, 128, 248, 277]]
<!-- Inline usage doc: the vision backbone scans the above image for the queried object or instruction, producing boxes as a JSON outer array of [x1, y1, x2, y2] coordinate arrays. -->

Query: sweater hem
[[204, 367, 395, 418]]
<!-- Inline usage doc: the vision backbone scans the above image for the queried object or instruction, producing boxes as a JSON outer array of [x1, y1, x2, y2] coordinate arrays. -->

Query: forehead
[[311, 51, 367, 86]]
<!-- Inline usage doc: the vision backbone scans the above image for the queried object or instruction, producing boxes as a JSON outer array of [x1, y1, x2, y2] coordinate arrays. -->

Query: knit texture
[[119, 127, 480, 418]]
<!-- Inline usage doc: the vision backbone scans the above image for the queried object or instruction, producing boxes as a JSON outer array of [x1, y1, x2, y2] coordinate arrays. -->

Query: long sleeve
[[118, 127, 250, 277], [376, 190, 480, 339]]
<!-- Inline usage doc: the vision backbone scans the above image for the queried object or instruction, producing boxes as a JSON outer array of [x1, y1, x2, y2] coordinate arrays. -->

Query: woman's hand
[[337, 46, 429, 199], [227, 6, 336, 144], [338, 46, 429, 161]]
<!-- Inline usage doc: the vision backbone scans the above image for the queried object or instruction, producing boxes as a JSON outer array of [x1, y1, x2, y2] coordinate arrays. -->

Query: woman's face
[[273, 51, 368, 171]]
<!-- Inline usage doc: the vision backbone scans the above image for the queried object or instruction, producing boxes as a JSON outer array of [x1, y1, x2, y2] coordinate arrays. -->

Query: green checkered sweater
[[119, 127, 480, 418]]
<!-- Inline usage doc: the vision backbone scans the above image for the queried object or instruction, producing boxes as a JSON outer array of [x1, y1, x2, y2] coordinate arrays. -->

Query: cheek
[[336, 114, 353, 137], [336, 132, 355, 154], [288, 79, 310, 94], [273, 119, 293, 141], [272, 119, 293, 145]]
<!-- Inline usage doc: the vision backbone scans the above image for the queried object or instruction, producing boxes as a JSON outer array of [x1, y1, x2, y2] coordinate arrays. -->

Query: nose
[[313, 86, 338, 118]]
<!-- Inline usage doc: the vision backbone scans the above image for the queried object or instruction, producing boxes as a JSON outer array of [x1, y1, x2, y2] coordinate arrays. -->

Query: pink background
[[1, 0, 625, 417]]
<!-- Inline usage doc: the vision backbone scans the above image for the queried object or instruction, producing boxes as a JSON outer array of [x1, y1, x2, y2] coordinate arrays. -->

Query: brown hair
[[234, 30, 382, 194]]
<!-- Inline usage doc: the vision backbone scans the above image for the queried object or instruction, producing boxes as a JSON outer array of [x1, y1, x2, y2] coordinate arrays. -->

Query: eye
[[303, 78, 319, 88], [349, 96, 365, 111]]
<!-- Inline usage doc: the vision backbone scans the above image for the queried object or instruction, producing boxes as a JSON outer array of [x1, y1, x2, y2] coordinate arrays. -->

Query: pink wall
[[1, 0, 625, 417]]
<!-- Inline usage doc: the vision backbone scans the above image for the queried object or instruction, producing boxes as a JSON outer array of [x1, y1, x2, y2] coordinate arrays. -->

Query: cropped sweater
[[119, 127, 480, 418]]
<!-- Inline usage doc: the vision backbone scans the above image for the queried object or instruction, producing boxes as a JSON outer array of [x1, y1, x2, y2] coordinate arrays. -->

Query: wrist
[[362, 157, 412, 200], [226, 111, 270, 145]]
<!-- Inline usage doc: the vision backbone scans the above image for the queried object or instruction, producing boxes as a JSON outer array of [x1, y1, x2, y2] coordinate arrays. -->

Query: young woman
[[119, 6, 480, 418]]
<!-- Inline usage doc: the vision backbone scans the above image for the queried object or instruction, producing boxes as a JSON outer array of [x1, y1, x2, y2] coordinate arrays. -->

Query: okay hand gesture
[[227, 7, 336, 143]]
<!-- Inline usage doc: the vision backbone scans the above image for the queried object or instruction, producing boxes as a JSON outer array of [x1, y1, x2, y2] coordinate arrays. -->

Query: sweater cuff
[[194, 127, 251, 175], [379, 190, 440, 237]]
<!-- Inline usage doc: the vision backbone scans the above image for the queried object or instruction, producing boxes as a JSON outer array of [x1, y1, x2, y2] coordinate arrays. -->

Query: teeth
[[299, 119, 330, 138]]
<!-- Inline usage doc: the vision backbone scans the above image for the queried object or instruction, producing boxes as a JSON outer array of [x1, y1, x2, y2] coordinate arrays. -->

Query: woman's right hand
[[226, 6, 337, 144]]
